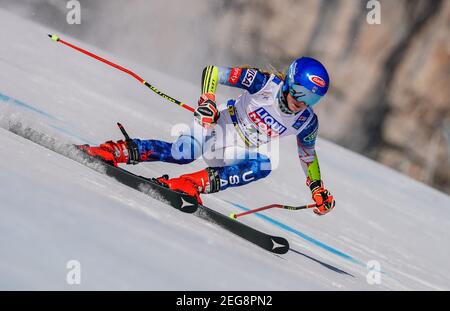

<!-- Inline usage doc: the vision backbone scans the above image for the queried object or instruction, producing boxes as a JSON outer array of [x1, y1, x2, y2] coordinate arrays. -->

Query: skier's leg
[[78, 121, 207, 165], [130, 119, 208, 164], [156, 112, 272, 201], [133, 135, 201, 164]]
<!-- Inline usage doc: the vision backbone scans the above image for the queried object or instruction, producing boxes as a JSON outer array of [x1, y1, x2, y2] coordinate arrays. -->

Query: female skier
[[80, 57, 335, 215]]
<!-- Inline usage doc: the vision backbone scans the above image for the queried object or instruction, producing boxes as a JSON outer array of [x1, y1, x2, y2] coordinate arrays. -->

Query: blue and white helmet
[[282, 57, 330, 107]]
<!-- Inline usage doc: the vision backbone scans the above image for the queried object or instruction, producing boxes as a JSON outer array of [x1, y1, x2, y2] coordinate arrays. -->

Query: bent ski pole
[[230, 203, 316, 219], [47, 34, 195, 113]]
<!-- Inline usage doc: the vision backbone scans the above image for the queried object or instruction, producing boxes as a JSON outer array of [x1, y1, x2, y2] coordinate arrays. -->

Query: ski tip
[[229, 213, 237, 220]]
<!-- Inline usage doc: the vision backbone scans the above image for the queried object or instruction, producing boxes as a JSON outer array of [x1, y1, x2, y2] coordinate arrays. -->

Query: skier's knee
[[171, 135, 202, 164]]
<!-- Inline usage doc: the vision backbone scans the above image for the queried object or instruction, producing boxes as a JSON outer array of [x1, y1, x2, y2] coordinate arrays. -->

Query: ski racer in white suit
[[80, 57, 335, 215]]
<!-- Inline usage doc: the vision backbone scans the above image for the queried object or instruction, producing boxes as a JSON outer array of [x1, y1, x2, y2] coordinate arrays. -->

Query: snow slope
[[0, 10, 449, 290]]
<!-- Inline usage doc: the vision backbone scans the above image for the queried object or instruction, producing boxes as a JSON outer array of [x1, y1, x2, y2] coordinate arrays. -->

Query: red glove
[[77, 139, 139, 167], [194, 93, 220, 128], [307, 179, 335, 216]]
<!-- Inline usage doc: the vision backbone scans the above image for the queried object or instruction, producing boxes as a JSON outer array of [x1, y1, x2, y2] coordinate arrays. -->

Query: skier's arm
[[195, 66, 269, 128], [296, 115, 335, 215], [296, 114, 321, 183], [201, 65, 271, 95]]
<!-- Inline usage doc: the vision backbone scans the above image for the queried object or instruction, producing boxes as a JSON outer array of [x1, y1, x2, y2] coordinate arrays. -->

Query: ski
[[196, 205, 290, 254], [101, 164, 199, 213], [102, 161, 289, 254], [103, 166, 289, 254], [5, 123, 290, 254]]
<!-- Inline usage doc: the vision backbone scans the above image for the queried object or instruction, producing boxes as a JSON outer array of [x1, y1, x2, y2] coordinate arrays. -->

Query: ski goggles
[[289, 84, 322, 107]]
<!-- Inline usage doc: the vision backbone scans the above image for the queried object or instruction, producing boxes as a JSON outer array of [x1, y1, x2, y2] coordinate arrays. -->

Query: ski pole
[[117, 122, 131, 141], [47, 34, 195, 113], [230, 203, 316, 219]]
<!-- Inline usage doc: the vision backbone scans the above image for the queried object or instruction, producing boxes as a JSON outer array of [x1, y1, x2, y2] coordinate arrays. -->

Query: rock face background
[[1, 0, 449, 193]]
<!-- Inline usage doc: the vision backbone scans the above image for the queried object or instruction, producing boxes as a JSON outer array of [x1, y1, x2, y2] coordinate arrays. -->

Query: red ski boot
[[77, 140, 139, 166], [155, 168, 220, 204]]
